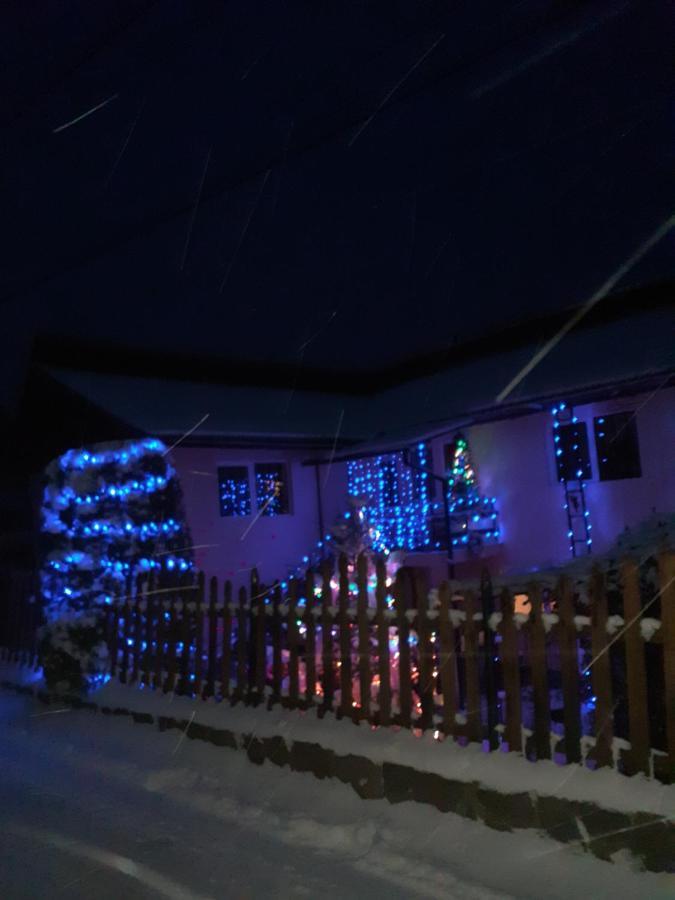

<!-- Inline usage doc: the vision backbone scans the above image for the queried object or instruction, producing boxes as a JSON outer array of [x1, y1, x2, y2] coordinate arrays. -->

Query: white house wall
[[426, 385, 675, 574], [168, 446, 348, 588], [167, 386, 673, 586]]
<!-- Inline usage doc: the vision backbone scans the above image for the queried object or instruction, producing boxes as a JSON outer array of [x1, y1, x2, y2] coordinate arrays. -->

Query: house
[[5, 299, 673, 588]]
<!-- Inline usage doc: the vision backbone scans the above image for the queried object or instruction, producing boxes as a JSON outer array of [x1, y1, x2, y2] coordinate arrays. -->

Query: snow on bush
[[39, 438, 194, 692]]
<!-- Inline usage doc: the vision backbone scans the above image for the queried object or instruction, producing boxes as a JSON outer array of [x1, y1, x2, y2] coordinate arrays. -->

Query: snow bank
[[5, 686, 673, 900], [78, 677, 675, 819]]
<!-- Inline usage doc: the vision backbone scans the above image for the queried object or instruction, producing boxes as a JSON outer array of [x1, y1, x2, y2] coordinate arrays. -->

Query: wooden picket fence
[[1, 554, 674, 784]]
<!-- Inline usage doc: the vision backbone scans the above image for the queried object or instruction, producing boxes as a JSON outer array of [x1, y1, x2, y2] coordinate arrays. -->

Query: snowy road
[[0, 691, 671, 899]]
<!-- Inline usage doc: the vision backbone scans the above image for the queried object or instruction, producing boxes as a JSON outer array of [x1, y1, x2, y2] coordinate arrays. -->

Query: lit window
[[594, 413, 641, 481], [554, 422, 592, 481], [217, 466, 251, 517], [255, 463, 290, 515]]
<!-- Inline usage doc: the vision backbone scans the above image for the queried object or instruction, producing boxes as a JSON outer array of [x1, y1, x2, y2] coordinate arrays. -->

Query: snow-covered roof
[[45, 307, 674, 448]]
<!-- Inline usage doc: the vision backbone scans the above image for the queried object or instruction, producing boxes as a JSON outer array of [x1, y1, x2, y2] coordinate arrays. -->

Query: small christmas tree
[[40, 438, 193, 691], [445, 434, 499, 552]]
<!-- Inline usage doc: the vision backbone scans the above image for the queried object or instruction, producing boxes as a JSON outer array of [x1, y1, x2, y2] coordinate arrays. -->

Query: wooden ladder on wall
[[554, 404, 592, 558]]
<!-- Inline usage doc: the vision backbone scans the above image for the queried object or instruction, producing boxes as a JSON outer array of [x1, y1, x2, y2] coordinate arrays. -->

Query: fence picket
[[109, 587, 122, 679], [288, 580, 300, 706], [119, 585, 133, 685], [132, 576, 146, 684], [500, 588, 522, 753], [304, 570, 317, 705], [338, 555, 352, 717], [557, 576, 581, 764], [356, 553, 371, 720], [621, 560, 649, 775], [320, 560, 334, 712], [254, 581, 267, 700], [375, 557, 391, 726], [415, 570, 434, 732], [141, 572, 154, 686], [236, 586, 248, 700], [221, 581, 232, 698], [394, 570, 412, 728], [657, 552, 675, 778], [271, 583, 282, 703], [194, 571, 206, 696], [206, 576, 218, 698], [179, 574, 194, 695], [528, 583, 550, 761], [153, 585, 167, 690], [165, 588, 179, 694], [438, 581, 458, 737], [463, 590, 482, 743], [589, 569, 613, 769]]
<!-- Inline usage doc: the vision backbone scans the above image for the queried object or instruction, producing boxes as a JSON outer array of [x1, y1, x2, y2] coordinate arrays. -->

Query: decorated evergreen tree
[[39, 438, 193, 691], [445, 433, 499, 552]]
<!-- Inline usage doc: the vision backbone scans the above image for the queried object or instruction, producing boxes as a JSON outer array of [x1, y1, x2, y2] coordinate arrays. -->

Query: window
[[254, 463, 290, 515], [594, 412, 641, 480], [217, 466, 251, 517], [554, 422, 592, 481]]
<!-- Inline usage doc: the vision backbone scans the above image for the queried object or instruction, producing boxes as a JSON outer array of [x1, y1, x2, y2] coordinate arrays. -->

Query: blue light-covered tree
[[39, 438, 193, 691]]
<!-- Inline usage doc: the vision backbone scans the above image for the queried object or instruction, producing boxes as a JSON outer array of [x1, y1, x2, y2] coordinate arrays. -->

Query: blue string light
[[40, 438, 194, 689], [217, 467, 251, 517], [255, 464, 288, 516], [347, 443, 431, 552], [552, 404, 592, 556]]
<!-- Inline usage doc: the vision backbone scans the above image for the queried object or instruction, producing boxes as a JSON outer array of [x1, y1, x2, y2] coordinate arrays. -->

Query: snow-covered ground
[[0, 690, 672, 899]]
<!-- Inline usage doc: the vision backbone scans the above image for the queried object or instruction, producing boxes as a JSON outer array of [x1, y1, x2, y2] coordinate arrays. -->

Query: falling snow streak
[[496, 213, 675, 403], [239, 491, 279, 541], [172, 710, 196, 755], [424, 231, 453, 279], [162, 414, 210, 455], [104, 97, 146, 189], [323, 408, 345, 491], [297, 309, 338, 353], [471, 3, 629, 99], [606, 372, 673, 446], [348, 33, 445, 146], [154, 543, 220, 557], [180, 147, 212, 270], [219, 170, 271, 294], [240, 48, 269, 81], [53, 94, 119, 133], [583, 572, 675, 674]]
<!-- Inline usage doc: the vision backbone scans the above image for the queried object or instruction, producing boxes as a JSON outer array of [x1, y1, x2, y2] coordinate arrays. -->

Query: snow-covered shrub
[[39, 438, 194, 692]]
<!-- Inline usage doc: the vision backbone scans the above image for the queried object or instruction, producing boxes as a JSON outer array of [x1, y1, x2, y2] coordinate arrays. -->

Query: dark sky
[[2, 0, 674, 395]]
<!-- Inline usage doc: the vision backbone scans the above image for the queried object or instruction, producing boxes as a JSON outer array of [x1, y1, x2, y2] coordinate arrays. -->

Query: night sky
[[2, 0, 674, 398]]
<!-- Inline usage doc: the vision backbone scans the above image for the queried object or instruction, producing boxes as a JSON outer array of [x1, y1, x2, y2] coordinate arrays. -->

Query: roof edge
[[304, 366, 675, 465]]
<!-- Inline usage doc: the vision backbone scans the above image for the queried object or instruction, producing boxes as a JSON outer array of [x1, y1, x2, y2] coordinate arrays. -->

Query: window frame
[[593, 411, 642, 481], [217, 464, 252, 518], [254, 462, 292, 516], [554, 420, 593, 482]]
